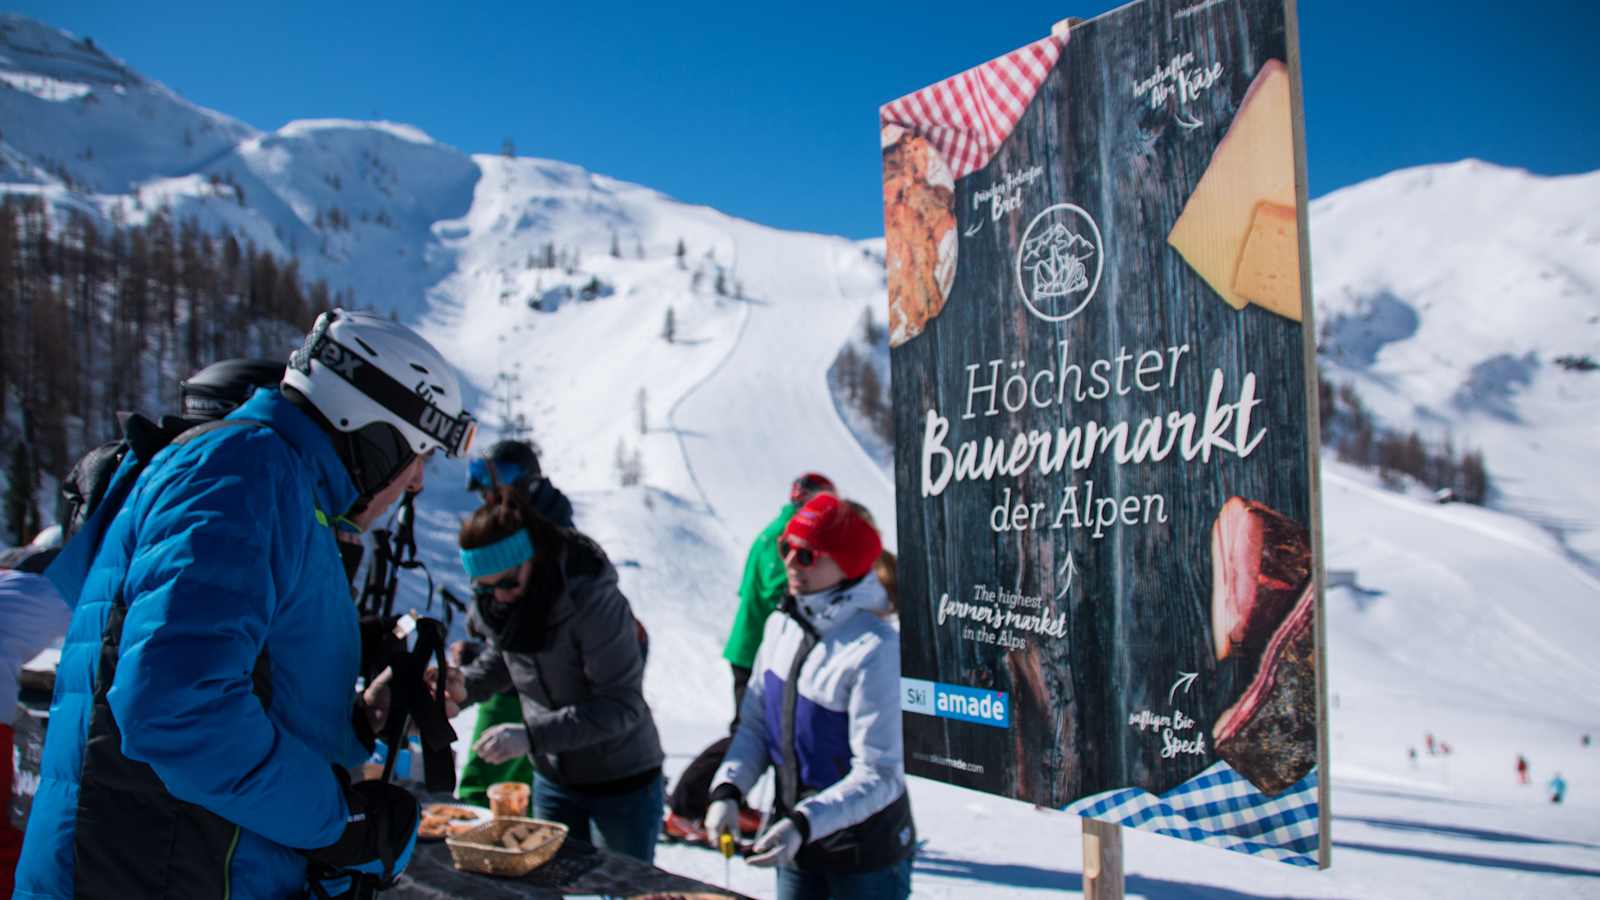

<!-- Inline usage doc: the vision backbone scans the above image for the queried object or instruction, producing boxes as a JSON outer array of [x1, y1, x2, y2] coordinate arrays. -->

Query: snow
[[6, 14, 1600, 897], [1310, 160, 1600, 563], [0, 69, 91, 101]]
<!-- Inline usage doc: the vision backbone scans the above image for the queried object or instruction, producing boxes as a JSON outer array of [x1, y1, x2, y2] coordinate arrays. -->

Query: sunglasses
[[471, 574, 522, 600], [780, 541, 817, 567]]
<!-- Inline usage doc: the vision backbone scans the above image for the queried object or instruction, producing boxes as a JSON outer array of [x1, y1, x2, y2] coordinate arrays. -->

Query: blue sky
[[22, 1, 1599, 239]]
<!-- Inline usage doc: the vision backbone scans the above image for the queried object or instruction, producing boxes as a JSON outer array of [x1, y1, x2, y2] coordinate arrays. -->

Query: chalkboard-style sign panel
[[881, 0, 1328, 868]]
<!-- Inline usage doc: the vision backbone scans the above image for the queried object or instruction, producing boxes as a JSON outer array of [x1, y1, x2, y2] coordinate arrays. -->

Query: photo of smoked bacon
[[1210, 496, 1311, 662], [1212, 584, 1317, 795], [882, 125, 957, 348]]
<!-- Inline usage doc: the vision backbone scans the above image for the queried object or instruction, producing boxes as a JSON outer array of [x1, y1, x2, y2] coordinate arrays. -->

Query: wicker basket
[[445, 816, 568, 877]]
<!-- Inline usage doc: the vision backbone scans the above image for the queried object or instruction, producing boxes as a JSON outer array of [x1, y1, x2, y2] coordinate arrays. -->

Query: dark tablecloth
[[389, 834, 750, 899]]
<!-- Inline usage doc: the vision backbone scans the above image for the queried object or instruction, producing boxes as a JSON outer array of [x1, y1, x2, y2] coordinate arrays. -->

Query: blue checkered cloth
[[1064, 762, 1320, 866]]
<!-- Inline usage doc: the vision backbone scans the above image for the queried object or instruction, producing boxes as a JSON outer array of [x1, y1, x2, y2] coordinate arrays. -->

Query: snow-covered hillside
[[6, 13, 1600, 897], [1310, 161, 1600, 564]]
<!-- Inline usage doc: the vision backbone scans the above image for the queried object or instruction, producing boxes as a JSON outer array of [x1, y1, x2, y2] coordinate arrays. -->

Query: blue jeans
[[775, 855, 914, 900], [532, 771, 664, 865]]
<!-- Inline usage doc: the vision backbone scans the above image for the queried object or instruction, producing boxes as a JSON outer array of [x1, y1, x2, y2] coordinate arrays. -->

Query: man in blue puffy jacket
[[15, 309, 477, 899]]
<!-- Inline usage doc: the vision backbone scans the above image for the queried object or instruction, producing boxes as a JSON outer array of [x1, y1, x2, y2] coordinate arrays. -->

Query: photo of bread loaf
[[882, 125, 958, 347]]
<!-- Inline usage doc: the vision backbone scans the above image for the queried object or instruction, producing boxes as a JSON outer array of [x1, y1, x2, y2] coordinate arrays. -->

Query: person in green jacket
[[721, 472, 834, 725]]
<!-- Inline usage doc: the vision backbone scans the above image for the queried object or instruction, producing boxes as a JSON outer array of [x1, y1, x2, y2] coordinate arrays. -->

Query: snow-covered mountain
[[1310, 161, 1600, 563], [5, 13, 1599, 898]]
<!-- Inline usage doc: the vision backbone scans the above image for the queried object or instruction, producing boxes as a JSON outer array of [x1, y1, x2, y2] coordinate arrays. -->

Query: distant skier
[[1408, 747, 1418, 767], [1584, 733, 1593, 748], [1516, 754, 1529, 785], [1549, 773, 1567, 804], [1426, 732, 1436, 755]]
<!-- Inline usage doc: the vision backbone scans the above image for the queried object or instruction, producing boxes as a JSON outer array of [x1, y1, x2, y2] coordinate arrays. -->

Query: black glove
[[305, 771, 420, 887]]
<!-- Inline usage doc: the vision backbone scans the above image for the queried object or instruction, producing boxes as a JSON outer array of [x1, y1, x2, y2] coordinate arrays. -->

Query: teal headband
[[460, 530, 535, 578]]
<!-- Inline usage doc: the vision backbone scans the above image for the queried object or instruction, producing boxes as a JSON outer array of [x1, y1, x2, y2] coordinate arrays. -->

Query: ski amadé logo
[[1015, 203, 1104, 323], [902, 678, 1010, 728]]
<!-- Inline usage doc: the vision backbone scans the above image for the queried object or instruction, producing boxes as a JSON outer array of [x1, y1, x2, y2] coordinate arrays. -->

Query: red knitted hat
[[782, 493, 881, 581]]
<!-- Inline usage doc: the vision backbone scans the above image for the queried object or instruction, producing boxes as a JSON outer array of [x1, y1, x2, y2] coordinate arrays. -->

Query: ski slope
[[669, 220, 897, 548]]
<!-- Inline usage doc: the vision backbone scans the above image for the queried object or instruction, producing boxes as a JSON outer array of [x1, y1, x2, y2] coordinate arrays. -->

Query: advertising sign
[[881, 0, 1328, 866]]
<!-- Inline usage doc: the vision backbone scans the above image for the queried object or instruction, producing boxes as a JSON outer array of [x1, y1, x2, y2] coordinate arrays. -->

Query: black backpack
[[49, 416, 265, 609], [59, 413, 212, 542]]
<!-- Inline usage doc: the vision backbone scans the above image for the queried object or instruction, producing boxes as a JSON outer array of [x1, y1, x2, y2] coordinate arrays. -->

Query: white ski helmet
[[284, 309, 476, 459]]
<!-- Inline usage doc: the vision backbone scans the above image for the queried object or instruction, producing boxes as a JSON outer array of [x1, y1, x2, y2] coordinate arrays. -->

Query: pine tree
[[675, 239, 686, 270], [837, 345, 861, 401], [610, 230, 621, 258], [1460, 449, 1490, 505], [860, 364, 883, 425], [662, 306, 676, 343], [4, 440, 39, 545], [636, 387, 648, 434], [614, 439, 642, 487], [863, 308, 884, 344]]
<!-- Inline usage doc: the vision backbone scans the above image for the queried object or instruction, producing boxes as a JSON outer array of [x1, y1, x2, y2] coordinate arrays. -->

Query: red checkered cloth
[[880, 32, 1066, 180]]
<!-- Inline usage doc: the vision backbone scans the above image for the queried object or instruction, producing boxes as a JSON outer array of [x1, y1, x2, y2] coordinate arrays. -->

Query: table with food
[[394, 794, 751, 900]]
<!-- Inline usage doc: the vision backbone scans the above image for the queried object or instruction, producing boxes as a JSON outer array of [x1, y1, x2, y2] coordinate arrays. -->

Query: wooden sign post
[[1082, 817, 1124, 899]]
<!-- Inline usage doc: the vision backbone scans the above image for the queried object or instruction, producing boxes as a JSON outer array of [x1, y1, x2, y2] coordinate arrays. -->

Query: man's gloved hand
[[748, 815, 805, 868], [305, 773, 420, 886], [703, 797, 739, 842], [472, 722, 530, 764]]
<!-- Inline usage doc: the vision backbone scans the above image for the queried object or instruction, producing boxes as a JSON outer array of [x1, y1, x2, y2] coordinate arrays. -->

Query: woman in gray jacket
[[453, 488, 664, 862]]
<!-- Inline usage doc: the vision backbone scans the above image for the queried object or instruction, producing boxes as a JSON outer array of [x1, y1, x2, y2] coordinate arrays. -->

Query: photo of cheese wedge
[[1232, 201, 1301, 320], [1166, 59, 1299, 316]]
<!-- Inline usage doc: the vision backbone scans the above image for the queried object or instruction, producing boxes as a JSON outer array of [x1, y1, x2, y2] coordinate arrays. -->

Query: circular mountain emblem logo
[[1015, 203, 1103, 322]]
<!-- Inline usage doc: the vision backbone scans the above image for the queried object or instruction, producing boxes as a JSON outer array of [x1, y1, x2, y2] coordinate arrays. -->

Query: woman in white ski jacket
[[707, 493, 915, 900]]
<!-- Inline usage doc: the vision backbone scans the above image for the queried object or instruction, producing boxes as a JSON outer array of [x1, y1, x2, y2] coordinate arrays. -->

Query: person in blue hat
[[454, 439, 575, 804], [445, 487, 663, 863]]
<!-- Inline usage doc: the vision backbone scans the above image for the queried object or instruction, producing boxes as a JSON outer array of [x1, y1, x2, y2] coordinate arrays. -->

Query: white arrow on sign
[[1175, 110, 1204, 131], [1055, 552, 1079, 600], [1168, 671, 1199, 705]]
